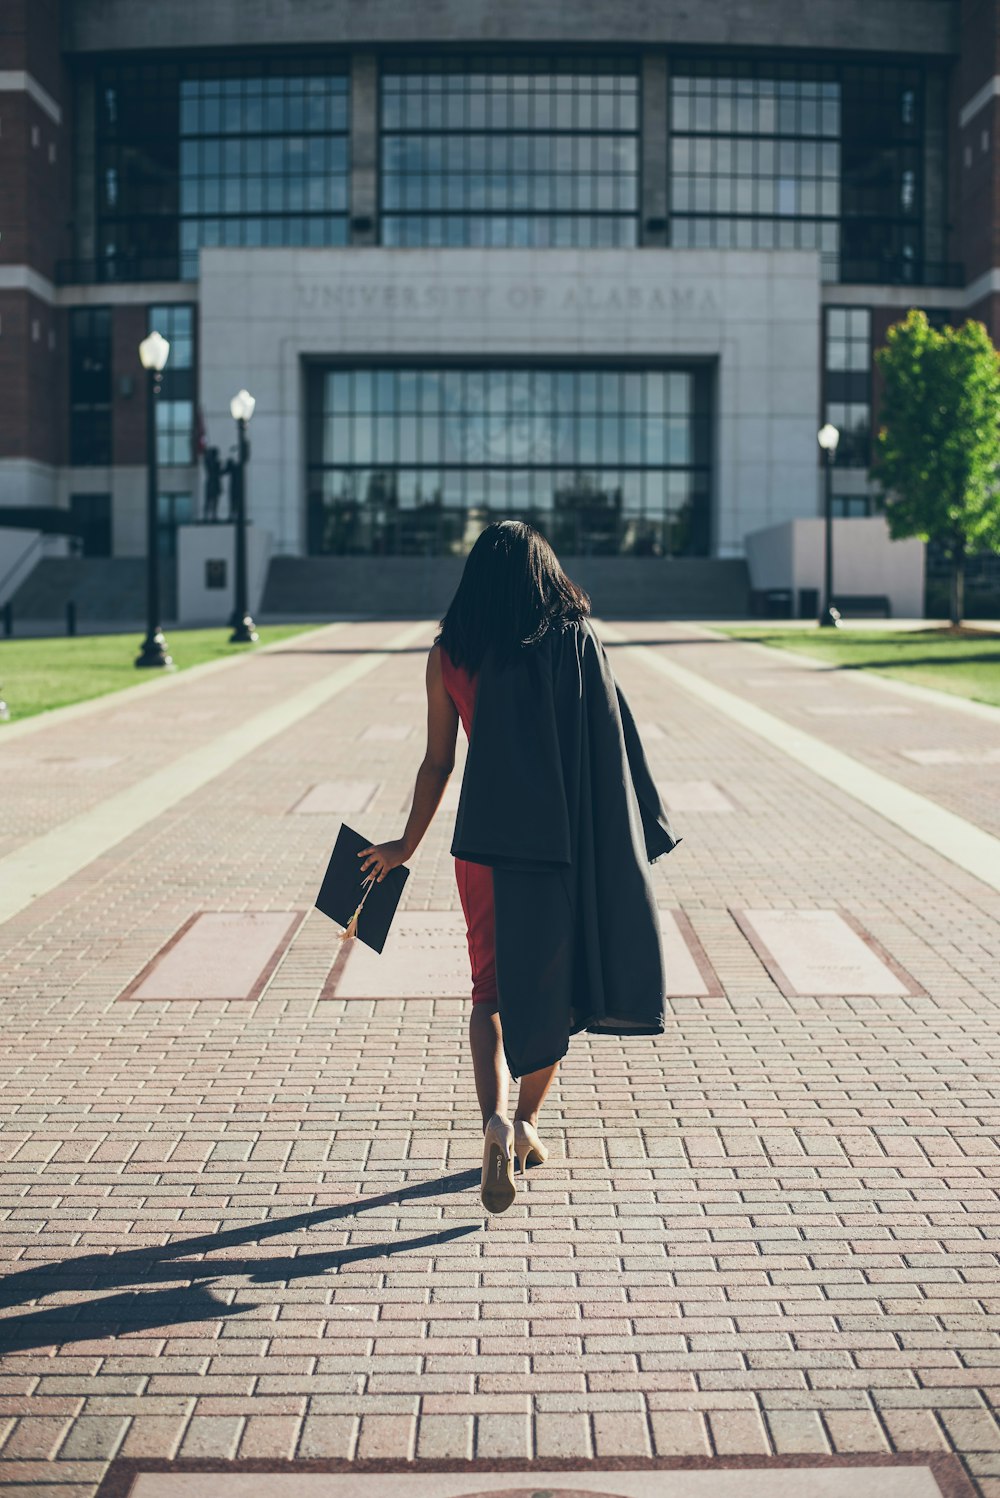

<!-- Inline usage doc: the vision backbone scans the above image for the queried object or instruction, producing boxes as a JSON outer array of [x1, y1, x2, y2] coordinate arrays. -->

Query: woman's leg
[[469, 1002, 508, 1129], [514, 1060, 558, 1127], [458, 855, 509, 1131]]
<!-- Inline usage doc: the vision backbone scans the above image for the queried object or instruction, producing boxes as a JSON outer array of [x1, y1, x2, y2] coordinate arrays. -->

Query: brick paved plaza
[[1, 619, 999, 1498]]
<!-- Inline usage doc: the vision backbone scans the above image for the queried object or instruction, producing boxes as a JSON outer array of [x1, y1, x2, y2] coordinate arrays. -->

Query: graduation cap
[[314, 822, 409, 955]]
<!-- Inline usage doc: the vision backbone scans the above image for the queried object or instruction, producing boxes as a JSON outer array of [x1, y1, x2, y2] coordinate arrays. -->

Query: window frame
[[68, 306, 113, 467], [305, 359, 714, 557], [378, 52, 641, 249]]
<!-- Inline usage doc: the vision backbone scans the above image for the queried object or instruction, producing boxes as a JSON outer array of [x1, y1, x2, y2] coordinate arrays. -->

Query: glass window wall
[[149, 304, 196, 466], [380, 55, 639, 247], [669, 57, 947, 285], [69, 308, 112, 466], [306, 364, 712, 556], [823, 306, 871, 468], [95, 56, 349, 281]]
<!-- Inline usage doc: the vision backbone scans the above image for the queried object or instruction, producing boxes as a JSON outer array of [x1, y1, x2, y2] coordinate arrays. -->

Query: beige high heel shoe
[[513, 1119, 549, 1173], [481, 1113, 516, 1214]]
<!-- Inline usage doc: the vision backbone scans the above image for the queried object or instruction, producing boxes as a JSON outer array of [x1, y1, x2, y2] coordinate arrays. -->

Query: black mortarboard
[[314, 822, 409, 955]]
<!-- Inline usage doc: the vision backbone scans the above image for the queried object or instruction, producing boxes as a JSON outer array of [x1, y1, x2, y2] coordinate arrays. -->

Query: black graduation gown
[[450, 617, 681, 1079]]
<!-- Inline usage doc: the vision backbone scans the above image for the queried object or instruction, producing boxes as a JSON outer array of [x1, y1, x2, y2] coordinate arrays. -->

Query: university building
[[0, 0, 996, 618]]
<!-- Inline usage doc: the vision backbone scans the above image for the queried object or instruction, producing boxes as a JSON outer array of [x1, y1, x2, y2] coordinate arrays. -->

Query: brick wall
[[0, 290, 66, 465], [2, 0, 64, 103], [0, 0, 70, 278], [0, 0, 71, 470], [0, 89, 70, 278]]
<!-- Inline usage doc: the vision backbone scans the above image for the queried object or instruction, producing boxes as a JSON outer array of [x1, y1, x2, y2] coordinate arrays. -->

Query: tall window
[[670, 64, 840, 264], [158, 492, 195, 556], [69, 308, 112, 466], [149, 304, 196, 465], [669, 57, 947, 285], [69, 493, 112, 555], [380, 55, 639, 247], [96, 57, 350, 281], [178, 61, 350, 276], [824, 306, 871, 467], [832, 495, 872, 517], [306, 364, 712, 557], [839, 64, 929, 283], [96, 62, 179, 280]]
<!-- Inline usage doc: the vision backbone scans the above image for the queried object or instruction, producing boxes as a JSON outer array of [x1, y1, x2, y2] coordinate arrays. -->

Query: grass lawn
[[714, 626, 1000, 709], [0, 624, 318, 723]]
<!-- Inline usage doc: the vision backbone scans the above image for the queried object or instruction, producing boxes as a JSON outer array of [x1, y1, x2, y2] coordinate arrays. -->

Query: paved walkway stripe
[[598, 620, 1000, 895], [0, 620, 430, 927], [0, 620, 346, 743]]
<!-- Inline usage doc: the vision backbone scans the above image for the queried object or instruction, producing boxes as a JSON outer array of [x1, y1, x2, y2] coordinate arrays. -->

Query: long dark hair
[[436, 520, 590, 675]]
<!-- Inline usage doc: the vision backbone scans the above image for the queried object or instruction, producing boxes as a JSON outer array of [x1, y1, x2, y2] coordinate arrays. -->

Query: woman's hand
[[357, 839, 410, 883]]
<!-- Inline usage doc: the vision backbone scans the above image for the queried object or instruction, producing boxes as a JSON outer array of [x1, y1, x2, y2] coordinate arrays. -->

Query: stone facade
[[200, 246, 821, 560]]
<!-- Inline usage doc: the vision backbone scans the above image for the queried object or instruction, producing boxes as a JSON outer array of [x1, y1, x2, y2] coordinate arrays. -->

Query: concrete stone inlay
[[901, 747, 1000, 766], [325, 910, 719, 1001], [658, 780, 734, 813], [328, 910, 470, 999], [0, 754, 123, 772], [39, 754, 123, 771], [290, 779, 380, 814], [404, 776, 462, 813], [733, 909, 919, 997], [749, 672, 826, 685], [120, 912, 302, 1002], [805, 705, 912, 717], [660, 909, 723, 996], [359, 723, 412, 741], [125, 1461, 954, 1498]]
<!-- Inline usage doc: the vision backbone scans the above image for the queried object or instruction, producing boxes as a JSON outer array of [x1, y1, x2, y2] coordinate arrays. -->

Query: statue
[[222, 449, 239, 523], [203, 446, 222, 523]]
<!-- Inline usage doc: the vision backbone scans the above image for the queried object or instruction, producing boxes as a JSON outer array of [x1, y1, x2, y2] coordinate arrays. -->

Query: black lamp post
[[136, 330, 173, 669], [229, 387, 258, 644], [817, 422, 841, 629]]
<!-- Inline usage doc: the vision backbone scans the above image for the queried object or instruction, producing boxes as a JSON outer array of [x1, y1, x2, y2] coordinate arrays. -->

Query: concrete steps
[[8, 558, 177, 624], [262, 555, 750, 619]]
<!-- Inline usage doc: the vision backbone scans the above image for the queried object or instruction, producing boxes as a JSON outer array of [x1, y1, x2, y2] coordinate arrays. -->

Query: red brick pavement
[[0, 619, 999, 1496]]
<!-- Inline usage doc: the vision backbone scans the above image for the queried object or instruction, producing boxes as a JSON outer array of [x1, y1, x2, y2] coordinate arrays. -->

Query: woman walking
[[358, 521, 680, 1213]]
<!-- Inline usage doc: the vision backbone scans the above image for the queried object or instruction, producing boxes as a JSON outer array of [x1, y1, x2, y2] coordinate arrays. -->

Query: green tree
[[873, 309, 1000, 625]]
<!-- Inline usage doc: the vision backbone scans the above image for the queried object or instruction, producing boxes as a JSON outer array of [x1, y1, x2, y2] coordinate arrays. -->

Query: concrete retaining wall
[[261, 555, 750, 619], [745, 517, 925, 617]]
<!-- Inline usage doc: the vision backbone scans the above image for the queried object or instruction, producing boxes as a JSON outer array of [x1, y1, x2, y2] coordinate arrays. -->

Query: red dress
[[439, 647, 497, 1009]]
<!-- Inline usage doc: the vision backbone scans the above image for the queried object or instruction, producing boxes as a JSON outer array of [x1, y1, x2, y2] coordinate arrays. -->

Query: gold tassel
[[338, 871, 377, 943]]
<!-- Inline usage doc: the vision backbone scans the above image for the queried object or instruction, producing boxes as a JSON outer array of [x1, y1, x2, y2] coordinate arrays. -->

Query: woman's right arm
[[358, 644, 459, 881]]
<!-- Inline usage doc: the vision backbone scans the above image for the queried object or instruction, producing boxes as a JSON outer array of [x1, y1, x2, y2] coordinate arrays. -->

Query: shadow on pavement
[[273, 644, 431, 656], [0, 1168, 483, 1351], [598, 636, 731, 648], [819, 652, 1000, 670]]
